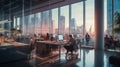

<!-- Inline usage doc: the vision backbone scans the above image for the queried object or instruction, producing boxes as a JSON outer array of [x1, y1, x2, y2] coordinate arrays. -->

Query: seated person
[[30, 37, 35, 51], [104, 35, 110, 49], [50, 34, 54, 41], [45, 33, 50, 40], [64, 35, 76, 54]]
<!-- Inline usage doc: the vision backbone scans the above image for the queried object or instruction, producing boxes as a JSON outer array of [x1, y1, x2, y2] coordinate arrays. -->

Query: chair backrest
[[76, 39, 81, 45], [75, 39, 81, 49]]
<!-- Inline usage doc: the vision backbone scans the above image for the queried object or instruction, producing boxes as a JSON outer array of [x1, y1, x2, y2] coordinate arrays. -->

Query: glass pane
[[34, 12, 41, 35], [52, 8, 58, 34], [71, 2, 83, 38], [17, 17, 20, 30], [13, 17, 16, 28], [29, 14, 35, 35], [85, 0, 95, 45], [41, 10, 50, 34], [24, 15, 29, 35], [60, 5, 69, 38]]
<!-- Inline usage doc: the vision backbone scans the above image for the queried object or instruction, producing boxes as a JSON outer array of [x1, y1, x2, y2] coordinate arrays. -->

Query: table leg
[[59, 45, 61, 63]]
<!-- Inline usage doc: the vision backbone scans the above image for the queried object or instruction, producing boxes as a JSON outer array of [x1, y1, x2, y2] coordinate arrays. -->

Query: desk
[[35, 38, 44, 41], [36, 41, 67, 61]]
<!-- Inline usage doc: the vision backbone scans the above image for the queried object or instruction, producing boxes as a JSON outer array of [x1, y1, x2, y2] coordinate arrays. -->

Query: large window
[[52, 8, 58, 34], [29, 14, 35, 35], [24, 15, 29, 35], [85, 0, 95, 45], [34, 13, 41, 34], [71, 2, 83, 36], [41, 10, 50, 34], [60, 5, 69, 35]]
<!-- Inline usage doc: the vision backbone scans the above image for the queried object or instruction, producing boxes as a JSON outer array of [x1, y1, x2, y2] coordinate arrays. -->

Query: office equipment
[[58, 35, 63, 41], [53, 34, 56, 38]]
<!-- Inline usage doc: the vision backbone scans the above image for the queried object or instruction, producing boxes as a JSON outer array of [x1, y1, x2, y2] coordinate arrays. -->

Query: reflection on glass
[[94, 50, 104, 67]]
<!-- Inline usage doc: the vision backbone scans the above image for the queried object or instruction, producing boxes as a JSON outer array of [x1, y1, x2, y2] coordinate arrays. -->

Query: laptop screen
[[58, 35, 63, 41]]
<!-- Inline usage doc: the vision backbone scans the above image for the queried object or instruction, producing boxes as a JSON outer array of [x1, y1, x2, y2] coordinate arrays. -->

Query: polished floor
[[0, 47, 120, 67]]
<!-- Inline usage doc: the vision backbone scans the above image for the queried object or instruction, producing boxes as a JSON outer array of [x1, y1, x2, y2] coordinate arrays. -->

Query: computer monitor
[[53, 34, 56, 38], [58, 35, 63, 41]]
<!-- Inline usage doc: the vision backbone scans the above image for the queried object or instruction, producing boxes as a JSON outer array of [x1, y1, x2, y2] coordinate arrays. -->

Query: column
[[83, 0, 86, 45], [22, 0, 25, 35], [69, 4, 71, 34], [58, 7, 60, 34], [94, 0, 104, 50]]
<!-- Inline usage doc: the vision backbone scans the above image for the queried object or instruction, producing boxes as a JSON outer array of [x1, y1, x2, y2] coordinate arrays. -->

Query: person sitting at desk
[[45, 33, 50, 40], [64, 35, 76, 54]]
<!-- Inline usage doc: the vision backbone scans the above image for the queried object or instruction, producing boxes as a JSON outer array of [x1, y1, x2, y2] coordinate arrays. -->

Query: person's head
[[69, 35, 72, 38], [105, 35, 108, 37], [110, 36, 113, 38], [46, 33, 49, 36]]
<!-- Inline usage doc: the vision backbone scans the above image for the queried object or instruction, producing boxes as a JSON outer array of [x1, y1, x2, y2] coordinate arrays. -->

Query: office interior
[[0, 0, 120, 67]]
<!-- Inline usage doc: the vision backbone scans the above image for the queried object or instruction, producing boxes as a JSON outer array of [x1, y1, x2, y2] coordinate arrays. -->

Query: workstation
[[0, 0, 120, 67]]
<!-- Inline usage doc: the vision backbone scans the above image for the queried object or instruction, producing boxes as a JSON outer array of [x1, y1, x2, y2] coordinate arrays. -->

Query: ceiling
[[0, 0, 84, 20], [0, 0, 50, 17]]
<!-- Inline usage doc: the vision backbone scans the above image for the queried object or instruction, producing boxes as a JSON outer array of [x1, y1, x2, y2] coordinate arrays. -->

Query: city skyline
[[14, 0, 107, 36]]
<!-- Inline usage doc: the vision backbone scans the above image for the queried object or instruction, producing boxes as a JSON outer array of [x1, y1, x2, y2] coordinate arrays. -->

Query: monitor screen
[[53, 34, 56, 38], [58, 35, 63, 41]]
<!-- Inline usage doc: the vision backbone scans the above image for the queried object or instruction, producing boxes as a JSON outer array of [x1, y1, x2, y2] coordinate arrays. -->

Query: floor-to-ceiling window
[[52, 8, 58, 34], [34, 12, 41, 35], [71, 2, 83, 38], [85, 0, 94, 46], [24, 15, 29, 35], [60, 5, 69, 39], [41, 10, 50, 35], [29, 14, 35, 35]]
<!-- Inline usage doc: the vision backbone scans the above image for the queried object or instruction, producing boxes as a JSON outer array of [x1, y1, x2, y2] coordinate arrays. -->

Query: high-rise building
[[107, 0, 120, 35], [70, 18, 76, 34], [58, 16, 65, 34]]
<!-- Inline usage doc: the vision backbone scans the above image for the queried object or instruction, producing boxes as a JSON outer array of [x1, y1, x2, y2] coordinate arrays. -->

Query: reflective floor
[[0, 48, 120, 67]]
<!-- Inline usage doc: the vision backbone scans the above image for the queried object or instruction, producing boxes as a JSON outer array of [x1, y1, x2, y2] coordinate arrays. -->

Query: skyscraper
[[70, 18, 76, 34], [107, 0, 120, 35], [58, 16, 65, 34]]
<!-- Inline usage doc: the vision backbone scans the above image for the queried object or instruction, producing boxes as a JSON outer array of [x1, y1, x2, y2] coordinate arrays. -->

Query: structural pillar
[[94, 0, 104, 50], [83, 0, 86, 45], [69, 4, 71, 34]]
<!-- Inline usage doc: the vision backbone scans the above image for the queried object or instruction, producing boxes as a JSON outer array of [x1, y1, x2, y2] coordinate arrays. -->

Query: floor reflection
[[0, 48, 120, 67], [94, 50, 104, 67]]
